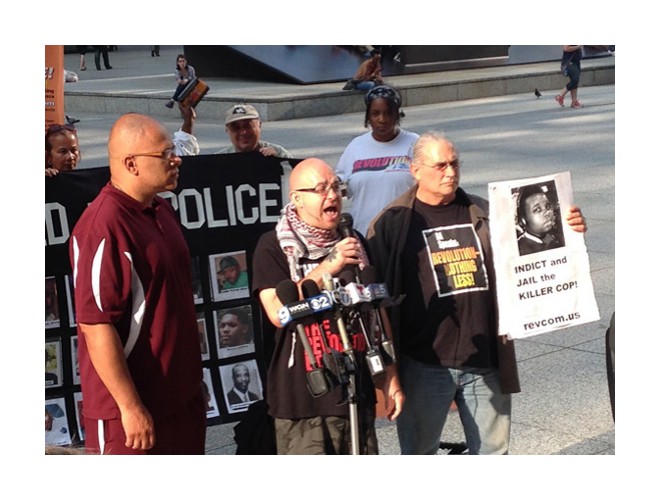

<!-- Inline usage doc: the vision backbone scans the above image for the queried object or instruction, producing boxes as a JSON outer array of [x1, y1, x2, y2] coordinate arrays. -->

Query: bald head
[[107, 113, 181, 205], [289, 158, 342, 230], [108, 114, 168, 167], [289, 158, 334, 193]]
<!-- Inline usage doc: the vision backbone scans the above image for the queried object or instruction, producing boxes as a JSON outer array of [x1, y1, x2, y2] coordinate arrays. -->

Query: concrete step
[[64, 57, 614, 122]]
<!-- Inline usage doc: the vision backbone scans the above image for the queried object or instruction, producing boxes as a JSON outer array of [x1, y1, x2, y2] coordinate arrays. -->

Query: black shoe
[[165, 100, 175, 109], [106, 66, 113, 69], [151, 51, 155, 57]]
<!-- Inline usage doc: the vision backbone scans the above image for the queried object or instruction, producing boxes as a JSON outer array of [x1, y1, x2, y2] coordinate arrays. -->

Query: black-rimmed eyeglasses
[[294, 181, 345, 196]]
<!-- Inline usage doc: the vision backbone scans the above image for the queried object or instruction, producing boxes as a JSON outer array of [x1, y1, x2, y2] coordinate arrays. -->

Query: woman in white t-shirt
[[335, 85, 419, 235]]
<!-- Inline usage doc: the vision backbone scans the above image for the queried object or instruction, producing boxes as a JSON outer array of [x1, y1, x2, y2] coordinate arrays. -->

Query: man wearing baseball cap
[[217, 104, 292, 158], [217, 255, 249, 290]]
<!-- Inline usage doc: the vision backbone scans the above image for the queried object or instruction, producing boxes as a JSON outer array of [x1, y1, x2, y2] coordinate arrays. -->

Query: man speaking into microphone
[[252, 157, 403, 455]]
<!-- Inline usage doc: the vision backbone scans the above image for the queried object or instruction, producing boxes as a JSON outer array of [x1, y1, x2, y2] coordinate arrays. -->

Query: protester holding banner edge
[[45, 123, 80, 177], [218, 103, 292, 158]]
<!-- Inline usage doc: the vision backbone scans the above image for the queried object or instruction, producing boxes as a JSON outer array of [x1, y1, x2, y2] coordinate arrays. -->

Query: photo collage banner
[[45, 152, 298, 447]]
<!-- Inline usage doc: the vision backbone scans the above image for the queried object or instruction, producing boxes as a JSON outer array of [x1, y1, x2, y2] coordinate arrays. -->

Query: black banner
[[45, 153, 299, 446]]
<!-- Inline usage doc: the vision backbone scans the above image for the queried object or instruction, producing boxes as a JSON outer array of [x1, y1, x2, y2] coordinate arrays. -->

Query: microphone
[[275, 279, 334, 397], [350, 304, 386, 376], [324, 268, 386, 376], [301, 279, 351, 385], [338, 212, 361, 283], [338, 212, 355, 239], [360, 265, 396, 365], [275, 283, 334, 326], [322, 272, 354, 355]]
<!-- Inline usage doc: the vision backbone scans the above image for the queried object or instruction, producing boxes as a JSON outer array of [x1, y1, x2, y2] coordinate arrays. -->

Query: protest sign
[[488, 171, 599, 339], [45, 153, 297, 446]]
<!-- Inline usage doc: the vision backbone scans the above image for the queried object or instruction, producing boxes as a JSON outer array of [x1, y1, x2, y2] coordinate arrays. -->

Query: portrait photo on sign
[[214, 305, 255, 359], [488, 171, 600, 339], [220, 360, 263, 414], [65, 274, 76, 326], [70, 336, 80, 385], [202, 367, 220, 419], [45, 397, 71, 447], [197, 312, 210, 361], [209, 251, 250, 302], [513, 180, 565, 256], [45, 339, 63, 388], [45, 276, 60, 329]]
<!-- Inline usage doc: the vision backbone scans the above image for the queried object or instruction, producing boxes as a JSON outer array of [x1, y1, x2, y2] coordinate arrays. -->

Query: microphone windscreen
[[360, 265, 379, 285], [338, 212, 355, 238], [275, 279, 299, 305], [321, 272, 335, 293], [301, 279, 322, 298]]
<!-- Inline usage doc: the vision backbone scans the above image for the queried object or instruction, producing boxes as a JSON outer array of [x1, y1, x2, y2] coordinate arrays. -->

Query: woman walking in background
[[76, 45, 87, 71], [555, 45, 583, 109]]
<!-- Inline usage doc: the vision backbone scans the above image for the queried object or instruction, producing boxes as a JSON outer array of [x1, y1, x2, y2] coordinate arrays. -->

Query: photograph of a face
[[209, 251, 250, 302]]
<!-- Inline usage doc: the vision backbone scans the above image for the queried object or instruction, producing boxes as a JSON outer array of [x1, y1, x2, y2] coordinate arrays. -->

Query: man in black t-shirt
[[252, 158, 403, 454], [367, 132, 588, 454]]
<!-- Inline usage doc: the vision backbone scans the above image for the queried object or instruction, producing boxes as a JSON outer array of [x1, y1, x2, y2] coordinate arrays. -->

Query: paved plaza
[[56, 46, 616, 458]]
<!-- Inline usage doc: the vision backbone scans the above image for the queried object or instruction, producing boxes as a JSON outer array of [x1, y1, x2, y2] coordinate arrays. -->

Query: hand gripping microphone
[[275, 279, 334, 398], [360, 265, 396, 365]]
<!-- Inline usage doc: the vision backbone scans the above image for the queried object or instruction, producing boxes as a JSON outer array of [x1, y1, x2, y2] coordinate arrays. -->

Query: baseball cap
[[225, 104, 260, 125], [219, 255, 240, 272]]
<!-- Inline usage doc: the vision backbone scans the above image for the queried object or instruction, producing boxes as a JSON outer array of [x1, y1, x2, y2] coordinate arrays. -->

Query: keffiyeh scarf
[[275, 202, 368, 282]]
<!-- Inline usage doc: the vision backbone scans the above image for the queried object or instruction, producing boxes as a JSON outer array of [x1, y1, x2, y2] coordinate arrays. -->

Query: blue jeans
[[396, 354, 511, 454], [356, 80, 376, 91], [565, 61, 581, 91], [171, 83, 187, 101]]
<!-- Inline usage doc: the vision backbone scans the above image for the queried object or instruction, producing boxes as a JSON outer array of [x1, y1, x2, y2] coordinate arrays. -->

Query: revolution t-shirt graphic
[[423, 223, 489, 297], [351, 155, 411, 173]]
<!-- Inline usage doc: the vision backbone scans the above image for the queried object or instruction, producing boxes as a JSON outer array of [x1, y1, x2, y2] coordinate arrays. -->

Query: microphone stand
[[323, 272, 360, 455]]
